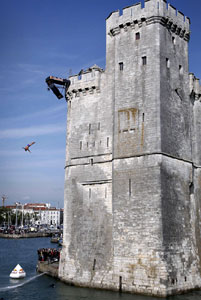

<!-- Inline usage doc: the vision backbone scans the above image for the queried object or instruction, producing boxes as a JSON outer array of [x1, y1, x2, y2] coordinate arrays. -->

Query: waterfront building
[[59, 0, 201, 297], [40, 207, 63, 227], [5, 203, 63, 227]]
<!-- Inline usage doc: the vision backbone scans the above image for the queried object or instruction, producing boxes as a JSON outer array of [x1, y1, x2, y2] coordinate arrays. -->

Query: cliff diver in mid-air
[[22, 142, 36, 153]]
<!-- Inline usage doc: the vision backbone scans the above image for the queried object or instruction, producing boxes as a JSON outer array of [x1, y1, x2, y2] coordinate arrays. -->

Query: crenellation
[[176, 11, 186, 28], [106, 0, 190, 39], [123, 2, 143, 22], [167, 4, 176, 22], [106, 10, 119, 33], [67, 66, 104, 99]]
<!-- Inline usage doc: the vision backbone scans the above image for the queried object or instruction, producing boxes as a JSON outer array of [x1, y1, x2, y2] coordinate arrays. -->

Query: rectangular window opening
[[89, 188, 91, 199], [119, 62, 124, 71], [89, 123, 91, 134], [107, 137, 109, 147], [172, 36, 176, 45], [80, 141, 82, 150], [142, 113, 145, 122], [142, 56, 147, 65], [90, 158, 93, 166], [136, 32, 140, 40]]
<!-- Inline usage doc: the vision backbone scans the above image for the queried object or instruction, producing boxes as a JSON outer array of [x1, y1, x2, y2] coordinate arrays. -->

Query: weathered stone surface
[[59, 0, 201, 296]]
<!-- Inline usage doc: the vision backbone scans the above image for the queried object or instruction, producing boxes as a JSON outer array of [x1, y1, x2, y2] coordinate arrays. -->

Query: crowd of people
[[37, 248, 60, 263]]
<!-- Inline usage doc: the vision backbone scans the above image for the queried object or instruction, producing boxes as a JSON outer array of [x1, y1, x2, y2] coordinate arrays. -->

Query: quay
[[37, 261, 59, 278], [0, 232, 51, 239], [36, 247, 60, 278]]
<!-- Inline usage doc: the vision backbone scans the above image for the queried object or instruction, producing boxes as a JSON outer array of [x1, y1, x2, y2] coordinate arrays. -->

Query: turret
[[106, 0, 190, 40]]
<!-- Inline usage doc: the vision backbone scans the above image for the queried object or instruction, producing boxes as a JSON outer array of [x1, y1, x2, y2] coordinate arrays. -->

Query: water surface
[[0, 238, 200, 300]]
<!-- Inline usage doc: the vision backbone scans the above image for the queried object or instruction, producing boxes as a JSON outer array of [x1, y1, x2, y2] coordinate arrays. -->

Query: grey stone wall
[[59, 0, 201, 296]]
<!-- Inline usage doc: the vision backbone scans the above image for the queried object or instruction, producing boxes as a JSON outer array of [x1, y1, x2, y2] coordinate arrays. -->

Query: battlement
[[66, 65, 104, 99], [106, 0, 190, 41]]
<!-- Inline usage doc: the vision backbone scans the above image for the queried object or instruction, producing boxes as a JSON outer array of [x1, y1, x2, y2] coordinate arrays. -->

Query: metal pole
[[21, 205, 24, 227], [15, 205, 18, 227]]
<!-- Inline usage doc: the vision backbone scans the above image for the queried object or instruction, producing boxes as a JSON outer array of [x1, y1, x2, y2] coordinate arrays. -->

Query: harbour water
[[0, 237, 201, 300]]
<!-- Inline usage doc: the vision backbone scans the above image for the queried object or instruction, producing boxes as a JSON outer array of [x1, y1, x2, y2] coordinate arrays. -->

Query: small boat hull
[[10, 272, 26, 279], [10, 264, 26, 279]]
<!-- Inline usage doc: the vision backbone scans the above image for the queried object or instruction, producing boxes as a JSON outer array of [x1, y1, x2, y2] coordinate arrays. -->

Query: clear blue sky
[[0, 0, 200, 207]]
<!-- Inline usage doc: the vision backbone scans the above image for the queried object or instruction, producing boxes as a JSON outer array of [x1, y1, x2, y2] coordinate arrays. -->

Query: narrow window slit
[[189, 182, 194, 195], [136, 32, 140, 40], [119, 62, 123, 71], [119, 276, 122, 292], [142, 56, 147, 65], [179, 65, 183, 75], [166, 58, 170, 68], [93, 259, 96, 271], [129, 179, 132, 197]]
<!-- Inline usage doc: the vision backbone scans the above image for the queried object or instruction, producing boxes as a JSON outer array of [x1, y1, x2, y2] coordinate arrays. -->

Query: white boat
[[10, 264, 26, 279]]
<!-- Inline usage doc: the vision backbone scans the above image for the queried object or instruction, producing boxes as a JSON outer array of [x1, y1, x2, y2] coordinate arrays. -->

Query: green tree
[[0, 207, 15, 226]]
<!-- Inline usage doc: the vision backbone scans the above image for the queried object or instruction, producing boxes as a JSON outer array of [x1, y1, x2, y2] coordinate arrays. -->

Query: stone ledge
[[36, 261, 59, 278]]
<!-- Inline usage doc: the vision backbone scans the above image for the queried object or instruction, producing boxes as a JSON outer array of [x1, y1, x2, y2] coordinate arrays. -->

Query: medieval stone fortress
[[59, 0, 201, 297]]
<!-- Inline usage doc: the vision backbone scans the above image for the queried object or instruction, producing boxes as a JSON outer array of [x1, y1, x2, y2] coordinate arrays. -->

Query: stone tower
[[59, 0, 201, 296]]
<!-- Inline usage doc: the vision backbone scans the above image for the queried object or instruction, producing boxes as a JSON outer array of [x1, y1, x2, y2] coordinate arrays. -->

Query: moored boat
[[58, 238, 63, 246]]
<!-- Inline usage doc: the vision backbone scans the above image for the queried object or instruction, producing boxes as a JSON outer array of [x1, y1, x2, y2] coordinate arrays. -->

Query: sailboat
[[10, 264, 26, 279]]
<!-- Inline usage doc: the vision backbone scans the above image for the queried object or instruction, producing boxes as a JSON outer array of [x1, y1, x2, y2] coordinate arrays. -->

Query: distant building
[[40, 207, 63, 227], [5, 203, 63, 227]]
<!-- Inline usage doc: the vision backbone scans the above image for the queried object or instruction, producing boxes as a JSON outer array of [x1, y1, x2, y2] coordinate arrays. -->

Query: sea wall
[[0, 232, 50, 239]]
